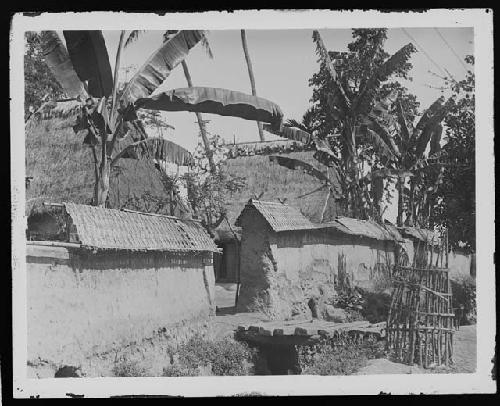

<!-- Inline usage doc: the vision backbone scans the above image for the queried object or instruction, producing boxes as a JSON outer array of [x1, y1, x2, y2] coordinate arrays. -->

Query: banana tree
[[391, 95, 456, 227], [41, 30, 284, 207], [267, 30, 416, 221], [40, 30, 206, 206]]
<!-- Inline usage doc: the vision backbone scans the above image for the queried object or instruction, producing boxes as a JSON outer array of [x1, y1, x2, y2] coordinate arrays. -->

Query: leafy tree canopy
[[429, 55, 475, 251], [24, 32, 64, 120]]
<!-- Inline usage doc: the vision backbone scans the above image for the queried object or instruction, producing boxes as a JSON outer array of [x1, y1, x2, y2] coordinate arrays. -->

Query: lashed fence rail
[[386, 238, 455, 368]]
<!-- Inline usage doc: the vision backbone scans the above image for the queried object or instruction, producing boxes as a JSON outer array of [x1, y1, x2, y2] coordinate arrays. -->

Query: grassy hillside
[[25, 116, 167, 216], [223, 151, 343, 225]]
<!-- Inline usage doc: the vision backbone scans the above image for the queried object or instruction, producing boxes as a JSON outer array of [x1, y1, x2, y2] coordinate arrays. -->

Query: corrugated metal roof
[[64, 203, 218, 252], [400, 226, 440, 245], [235, 199, 314, 232]]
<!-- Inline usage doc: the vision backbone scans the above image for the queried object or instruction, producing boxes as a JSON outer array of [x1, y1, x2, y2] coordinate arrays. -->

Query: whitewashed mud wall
[[27, 243, 215, 377], [448, 250, 474, 279], [236, 215, 395, 320]]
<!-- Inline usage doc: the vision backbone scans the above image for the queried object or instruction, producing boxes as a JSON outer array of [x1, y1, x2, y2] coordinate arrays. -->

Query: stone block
[[294, 327, 309, 336], [322, 305, 348, 323]]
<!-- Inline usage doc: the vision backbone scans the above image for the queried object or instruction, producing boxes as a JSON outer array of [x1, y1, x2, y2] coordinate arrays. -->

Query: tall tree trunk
[[396, 176, 404, 227], [95, 131, 110, 206], [181, 61, 217, 174], [407, 179, 415, 226], [240, 30, 265, 142]]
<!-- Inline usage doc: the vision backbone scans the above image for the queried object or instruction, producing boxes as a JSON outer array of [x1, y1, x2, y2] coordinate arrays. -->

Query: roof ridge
[[250, 199, 291, 206], [64, 202, 202, 223]]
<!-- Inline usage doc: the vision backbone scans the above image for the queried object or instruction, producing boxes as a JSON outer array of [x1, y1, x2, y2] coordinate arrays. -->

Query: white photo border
[[10, 8, 495, 397]]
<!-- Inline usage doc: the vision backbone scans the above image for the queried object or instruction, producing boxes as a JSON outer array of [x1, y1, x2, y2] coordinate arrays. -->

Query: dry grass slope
[[223, 151, 342, 224], [25, 116, 167, 216]]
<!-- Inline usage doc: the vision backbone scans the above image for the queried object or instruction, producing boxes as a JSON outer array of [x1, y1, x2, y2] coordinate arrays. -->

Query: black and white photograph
[[9, 9, 495, 397]]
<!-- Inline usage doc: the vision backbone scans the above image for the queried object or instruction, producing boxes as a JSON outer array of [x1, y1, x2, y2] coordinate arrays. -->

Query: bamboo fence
[[386, 236, 455, 368]]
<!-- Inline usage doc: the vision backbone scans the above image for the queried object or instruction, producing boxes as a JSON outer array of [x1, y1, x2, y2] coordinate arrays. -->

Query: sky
[[97, 28, 473, 152]]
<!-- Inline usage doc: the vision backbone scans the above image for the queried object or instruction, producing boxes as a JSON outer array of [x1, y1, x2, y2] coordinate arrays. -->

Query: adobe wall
[[448, 249, 473, 280], [267, 230, 395, 319], [27, 243, 215, 377], [236, 214, 276, 315], [237, 216, 395, 320]]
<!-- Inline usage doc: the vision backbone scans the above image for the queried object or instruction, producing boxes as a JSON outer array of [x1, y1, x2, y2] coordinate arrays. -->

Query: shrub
[[298, 334, 385, 375], [451, 275, 476, 325], [112, 358, 148, 377], [164, 335, 256, 376], [359, 290, 392, 323]]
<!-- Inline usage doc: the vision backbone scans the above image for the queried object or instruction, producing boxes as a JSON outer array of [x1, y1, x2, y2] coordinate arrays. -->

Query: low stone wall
[[27, 243, 215, 377]]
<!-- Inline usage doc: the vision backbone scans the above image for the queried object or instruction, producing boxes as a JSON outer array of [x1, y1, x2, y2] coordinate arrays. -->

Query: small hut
[[234, 199, 402, 320], [27, 202, 218, 377]]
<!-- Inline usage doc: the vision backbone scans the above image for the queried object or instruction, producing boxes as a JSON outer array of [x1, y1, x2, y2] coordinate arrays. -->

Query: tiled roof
[[334, 217, 403, 241], [235, 199, 314, 232], [64, 203, 218, 252]]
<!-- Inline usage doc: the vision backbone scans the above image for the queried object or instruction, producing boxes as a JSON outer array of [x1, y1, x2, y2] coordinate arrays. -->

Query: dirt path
[[356, 325, 476, 375]]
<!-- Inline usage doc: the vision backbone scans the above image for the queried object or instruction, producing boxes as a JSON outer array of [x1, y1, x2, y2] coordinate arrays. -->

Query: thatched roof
[[64, 202, 217, 252], [235, 200, 403, 242], [25, 109, 168, 217], [235, 199, 313, 232]]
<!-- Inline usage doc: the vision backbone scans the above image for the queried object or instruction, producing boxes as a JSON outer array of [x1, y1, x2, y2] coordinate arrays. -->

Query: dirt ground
[[356, 324, 477, 375], [215, 283, 477, 376]]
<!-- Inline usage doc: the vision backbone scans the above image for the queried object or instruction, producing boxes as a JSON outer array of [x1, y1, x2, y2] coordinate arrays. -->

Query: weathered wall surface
[[448, 250, 473, 279], [236, 215, 276, 315], [237, 217, 395, 320], [27, 243, 215, 376]]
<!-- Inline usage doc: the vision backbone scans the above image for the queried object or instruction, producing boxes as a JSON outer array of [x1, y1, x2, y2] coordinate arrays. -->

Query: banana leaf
[[429, 123, 443, 156], [121, 30, 205, 105], [262, 123, 311, 144], [395, 99, 411, 146], [353, 43, 416, 117], [40, 31, 87, 99], [112, 137, 193, 167], [136, 87, 284, 131], [414, 96, 445, 133], [359, 119, 399, 159], [368, 90, 398, 128], [269, 155, 330, 184], [63, 31, 113, 98], [414, 103, 451, 158], [312, 30, 351, 113]]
